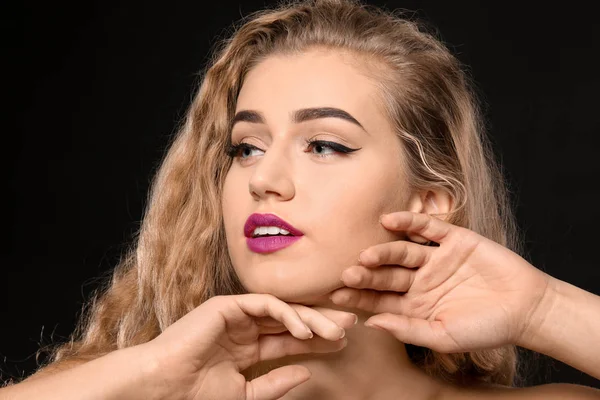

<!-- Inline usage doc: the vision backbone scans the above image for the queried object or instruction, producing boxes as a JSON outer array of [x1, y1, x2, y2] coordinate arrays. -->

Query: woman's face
[[222, 48, 411, 304]]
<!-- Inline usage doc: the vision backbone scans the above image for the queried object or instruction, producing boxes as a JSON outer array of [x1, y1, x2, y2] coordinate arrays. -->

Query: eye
[[305, 139, 361, 157], [226, 143, 264, 159]]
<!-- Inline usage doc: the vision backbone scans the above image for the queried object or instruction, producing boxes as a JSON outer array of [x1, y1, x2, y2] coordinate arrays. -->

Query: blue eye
[[308, 141, 336, 156], [226, 140, 361, 160], [305, 139, 360, 157], [226, 143, 264, 159]]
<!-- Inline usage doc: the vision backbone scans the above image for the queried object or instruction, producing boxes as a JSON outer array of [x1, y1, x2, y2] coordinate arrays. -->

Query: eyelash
[[226, 139, 361, 160]]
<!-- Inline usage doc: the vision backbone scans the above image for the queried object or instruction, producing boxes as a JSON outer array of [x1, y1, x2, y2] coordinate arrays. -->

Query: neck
[[245, 308, 447, 400]]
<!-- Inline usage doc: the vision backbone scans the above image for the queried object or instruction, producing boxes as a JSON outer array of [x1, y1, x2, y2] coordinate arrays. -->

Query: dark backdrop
[[6, 0, 600, 389]]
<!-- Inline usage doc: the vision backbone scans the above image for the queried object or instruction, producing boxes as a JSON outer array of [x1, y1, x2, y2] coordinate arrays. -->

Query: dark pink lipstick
[[244, 213, 304, 254]]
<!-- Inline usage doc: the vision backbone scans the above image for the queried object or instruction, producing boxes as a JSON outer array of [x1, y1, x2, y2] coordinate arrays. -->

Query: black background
[[5, 0, 600, 389]]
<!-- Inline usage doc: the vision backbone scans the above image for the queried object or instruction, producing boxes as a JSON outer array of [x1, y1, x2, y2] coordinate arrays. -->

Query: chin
[[237, 262, 344, 305], [261, 286, 337, 306]]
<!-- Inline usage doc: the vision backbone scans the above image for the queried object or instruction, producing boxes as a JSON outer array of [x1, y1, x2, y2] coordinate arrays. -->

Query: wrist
[[128, 342, 178, 400], [132, 340, 204, 400], [516, 274, 562, 351], [97, 345, 163, 400], [515, 276, 600, 379]]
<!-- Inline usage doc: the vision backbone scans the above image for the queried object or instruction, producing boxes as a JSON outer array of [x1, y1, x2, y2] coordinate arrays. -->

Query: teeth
[[253, 226, 292, 237]]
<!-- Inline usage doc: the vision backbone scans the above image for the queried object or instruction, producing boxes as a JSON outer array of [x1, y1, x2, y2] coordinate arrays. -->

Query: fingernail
[[339, 328, 346, 339], [340, 269, 349, 283], [364, 322, 386, 332], [379, 214, 388, 223], [358, 250, 365, 265], [304, 324, 313, 338], [352, 314, 358, 325]]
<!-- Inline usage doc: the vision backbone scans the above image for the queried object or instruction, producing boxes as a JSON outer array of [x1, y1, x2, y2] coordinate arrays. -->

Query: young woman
[[3, 0, 599, 398]]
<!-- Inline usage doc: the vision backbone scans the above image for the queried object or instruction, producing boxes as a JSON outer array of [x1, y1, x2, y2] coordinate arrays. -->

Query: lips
[[244, 213, 304, 238], [244, 213, 304, 254]]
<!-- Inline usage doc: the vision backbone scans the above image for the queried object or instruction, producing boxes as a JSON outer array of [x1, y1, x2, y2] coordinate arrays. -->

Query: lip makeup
[[244, 213, 304, 254]]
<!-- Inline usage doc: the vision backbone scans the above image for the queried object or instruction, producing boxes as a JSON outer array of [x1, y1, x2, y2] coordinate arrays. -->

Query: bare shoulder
[[440, 382, 600, 400]]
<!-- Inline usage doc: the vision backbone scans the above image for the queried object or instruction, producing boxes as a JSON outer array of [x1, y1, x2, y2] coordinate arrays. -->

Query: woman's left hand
[[330, 211, 552, 353]]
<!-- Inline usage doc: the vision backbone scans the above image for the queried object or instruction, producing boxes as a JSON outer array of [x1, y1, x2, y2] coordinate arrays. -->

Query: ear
[[404, 189, 453, 243]]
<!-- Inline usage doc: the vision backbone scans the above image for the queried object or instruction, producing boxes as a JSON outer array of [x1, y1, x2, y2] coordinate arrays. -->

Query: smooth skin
[[3, 49, 599, 399], [222, 48, 458, 400], [0, 295, 356, 400], [332, 211, 600, 398], [4, 221, 598, 399]]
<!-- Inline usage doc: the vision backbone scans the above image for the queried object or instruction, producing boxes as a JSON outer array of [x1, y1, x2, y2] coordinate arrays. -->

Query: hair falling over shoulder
[[43, 0, 522, 387]]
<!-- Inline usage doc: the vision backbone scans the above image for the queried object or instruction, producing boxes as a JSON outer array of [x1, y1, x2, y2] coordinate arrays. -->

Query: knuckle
[[208, 294, 225, 302], [205, 295, 227, 308], [397, 244, 408, 263], [385, 270, 401, 290], [376, 270, 393, 290], [356, 269, 370, 285], [259, 293, 278, 303], [370, 292, 382, 310], [378, 247, 390, 263], [344, 289, 360, 307]]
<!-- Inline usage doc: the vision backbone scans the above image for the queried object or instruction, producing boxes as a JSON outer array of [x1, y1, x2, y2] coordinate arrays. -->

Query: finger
[[365, 313, 457, 353], [330, 288, 407, 314], [380, 212, 453, 244], [258, 333, 348, 362], [341, 265, 415, 292], [308, 307, 359, 329], [234, 294, 313, 339], [237, 333, 347, 371], [291, 306, 357, 340], [256, 324, 293, 335], [254, 317, 285, 328], [256, 324, 291, 335], [256, 307, 358, 336], [254, 316, 291, 335], [359, 240, 431, 268], [406, 232, 429, 244], [246, 365, 311, 400]]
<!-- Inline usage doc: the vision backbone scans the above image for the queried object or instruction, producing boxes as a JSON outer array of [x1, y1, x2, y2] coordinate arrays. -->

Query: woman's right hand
[[139, 294, 356, 400]]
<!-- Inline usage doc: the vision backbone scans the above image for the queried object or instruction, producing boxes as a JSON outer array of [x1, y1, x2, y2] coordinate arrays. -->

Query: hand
[[330, 211, 551, 353], [140, 294, 356, 400]]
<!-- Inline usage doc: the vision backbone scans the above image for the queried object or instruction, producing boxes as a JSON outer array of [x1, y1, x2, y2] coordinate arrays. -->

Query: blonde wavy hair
[[41, 0, 522, 387]]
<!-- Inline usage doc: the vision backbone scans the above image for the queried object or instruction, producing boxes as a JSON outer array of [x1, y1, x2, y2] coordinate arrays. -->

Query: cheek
[[222, 175, 234, 230], [222, 172, 245, 253], [307, 165, 408, 259]]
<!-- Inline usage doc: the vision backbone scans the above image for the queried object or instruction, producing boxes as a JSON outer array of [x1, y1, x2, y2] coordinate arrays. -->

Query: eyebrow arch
[[231, 107, 368, 133]]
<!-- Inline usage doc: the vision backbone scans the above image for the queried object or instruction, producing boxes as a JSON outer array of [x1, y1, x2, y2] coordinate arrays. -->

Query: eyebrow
[[231, 107, 367, 133]]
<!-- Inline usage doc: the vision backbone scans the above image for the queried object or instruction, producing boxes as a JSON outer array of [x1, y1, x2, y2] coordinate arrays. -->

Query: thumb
[[246, 365, 311, 400], [365, 313, 455, 353]]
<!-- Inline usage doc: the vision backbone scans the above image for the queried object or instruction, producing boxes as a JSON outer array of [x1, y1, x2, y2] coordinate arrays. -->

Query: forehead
[[235, 49, 388, 131]]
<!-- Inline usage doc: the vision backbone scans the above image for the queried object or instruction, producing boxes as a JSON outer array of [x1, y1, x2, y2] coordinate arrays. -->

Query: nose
[[248, 142, 295, 201]]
